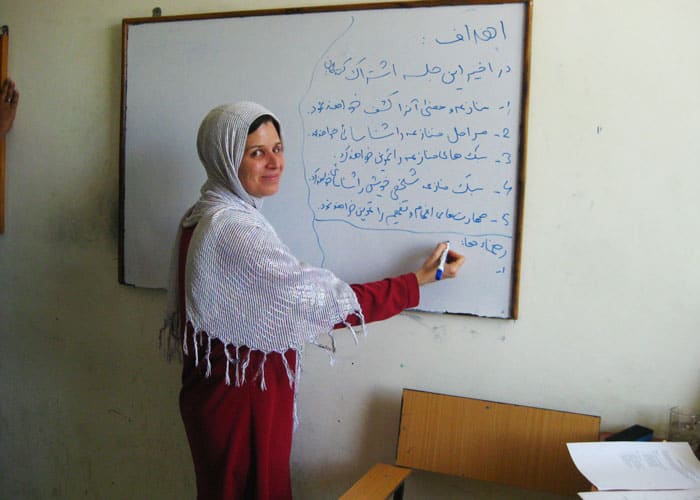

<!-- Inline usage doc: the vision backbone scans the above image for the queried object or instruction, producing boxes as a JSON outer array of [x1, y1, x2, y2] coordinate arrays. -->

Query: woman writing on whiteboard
[[168, 102, 464, 500]]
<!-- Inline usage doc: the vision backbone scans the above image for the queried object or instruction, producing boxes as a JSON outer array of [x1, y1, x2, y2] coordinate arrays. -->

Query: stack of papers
[[567, 442, 700, 499]]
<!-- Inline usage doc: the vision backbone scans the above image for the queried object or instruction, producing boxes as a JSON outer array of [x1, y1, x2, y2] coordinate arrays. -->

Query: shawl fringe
[[181, 309, 365, 429]]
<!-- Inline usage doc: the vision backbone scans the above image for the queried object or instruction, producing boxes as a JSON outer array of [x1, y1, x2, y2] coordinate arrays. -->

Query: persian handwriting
[[300, 14, 521, 276], [305, 94, 512, 119], [315, 197, 512, 232], [333, 144, 489, 167], [323, 56, 512, 87], [308, 167, 507, 202], [435, 20, 508, 46], [309, 122, 507, 145]]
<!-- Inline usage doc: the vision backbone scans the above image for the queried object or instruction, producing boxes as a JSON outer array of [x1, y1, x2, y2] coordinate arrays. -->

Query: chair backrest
[[395, 389, 600, 496]]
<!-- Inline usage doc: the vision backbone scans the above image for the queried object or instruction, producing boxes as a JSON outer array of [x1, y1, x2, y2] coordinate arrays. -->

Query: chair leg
[[393, 482, 405, 500]]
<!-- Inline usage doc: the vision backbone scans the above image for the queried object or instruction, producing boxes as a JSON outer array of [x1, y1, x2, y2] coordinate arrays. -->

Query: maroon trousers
[[180, 338, 296, 500]]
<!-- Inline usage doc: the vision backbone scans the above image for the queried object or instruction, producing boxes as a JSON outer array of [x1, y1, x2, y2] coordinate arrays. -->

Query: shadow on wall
[[290, 389, 402, 499]]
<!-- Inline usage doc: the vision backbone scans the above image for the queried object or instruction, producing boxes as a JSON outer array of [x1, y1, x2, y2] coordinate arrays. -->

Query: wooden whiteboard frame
[[120, 0, 532, 318]]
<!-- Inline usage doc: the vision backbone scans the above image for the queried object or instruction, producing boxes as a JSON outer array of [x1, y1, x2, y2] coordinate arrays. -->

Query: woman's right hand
[[414, 242, 465, 286]]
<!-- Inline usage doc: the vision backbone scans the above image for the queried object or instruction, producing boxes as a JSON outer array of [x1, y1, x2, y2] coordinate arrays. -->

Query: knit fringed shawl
[[184, 198, 364, 386], [164, 102, 364, 417]]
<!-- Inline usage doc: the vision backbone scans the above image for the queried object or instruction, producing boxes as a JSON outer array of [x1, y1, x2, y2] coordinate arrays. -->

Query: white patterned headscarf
[[170, 102, 363, 390]]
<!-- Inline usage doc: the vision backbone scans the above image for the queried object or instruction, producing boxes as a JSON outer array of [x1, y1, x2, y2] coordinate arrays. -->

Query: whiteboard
[[120, 1, 531, 318]]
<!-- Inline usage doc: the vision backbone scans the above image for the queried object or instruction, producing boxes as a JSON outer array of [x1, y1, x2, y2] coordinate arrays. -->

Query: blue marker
[[435, 241, 450, 280]]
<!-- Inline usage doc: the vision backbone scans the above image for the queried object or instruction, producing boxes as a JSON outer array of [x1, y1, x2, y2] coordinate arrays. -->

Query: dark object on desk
[[605, 424, 654, 441]]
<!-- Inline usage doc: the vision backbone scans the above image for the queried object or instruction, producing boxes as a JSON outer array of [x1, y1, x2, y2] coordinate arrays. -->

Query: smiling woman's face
[[238, 120, 285, 198]]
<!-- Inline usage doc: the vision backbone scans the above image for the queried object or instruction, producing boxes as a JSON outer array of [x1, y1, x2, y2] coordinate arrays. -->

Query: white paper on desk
[[578, 488, 700, 499], [567, 442, 700, 491]]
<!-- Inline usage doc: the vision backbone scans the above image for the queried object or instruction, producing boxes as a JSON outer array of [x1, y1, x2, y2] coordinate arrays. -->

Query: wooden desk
[[342, 389, 601, 499]]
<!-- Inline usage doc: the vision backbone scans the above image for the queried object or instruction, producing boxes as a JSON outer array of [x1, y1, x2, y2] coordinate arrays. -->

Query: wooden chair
[[340, 389, 600, 499]]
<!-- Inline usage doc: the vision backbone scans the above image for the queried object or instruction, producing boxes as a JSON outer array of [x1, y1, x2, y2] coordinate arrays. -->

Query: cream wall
[[0, 1, 698, 498]]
